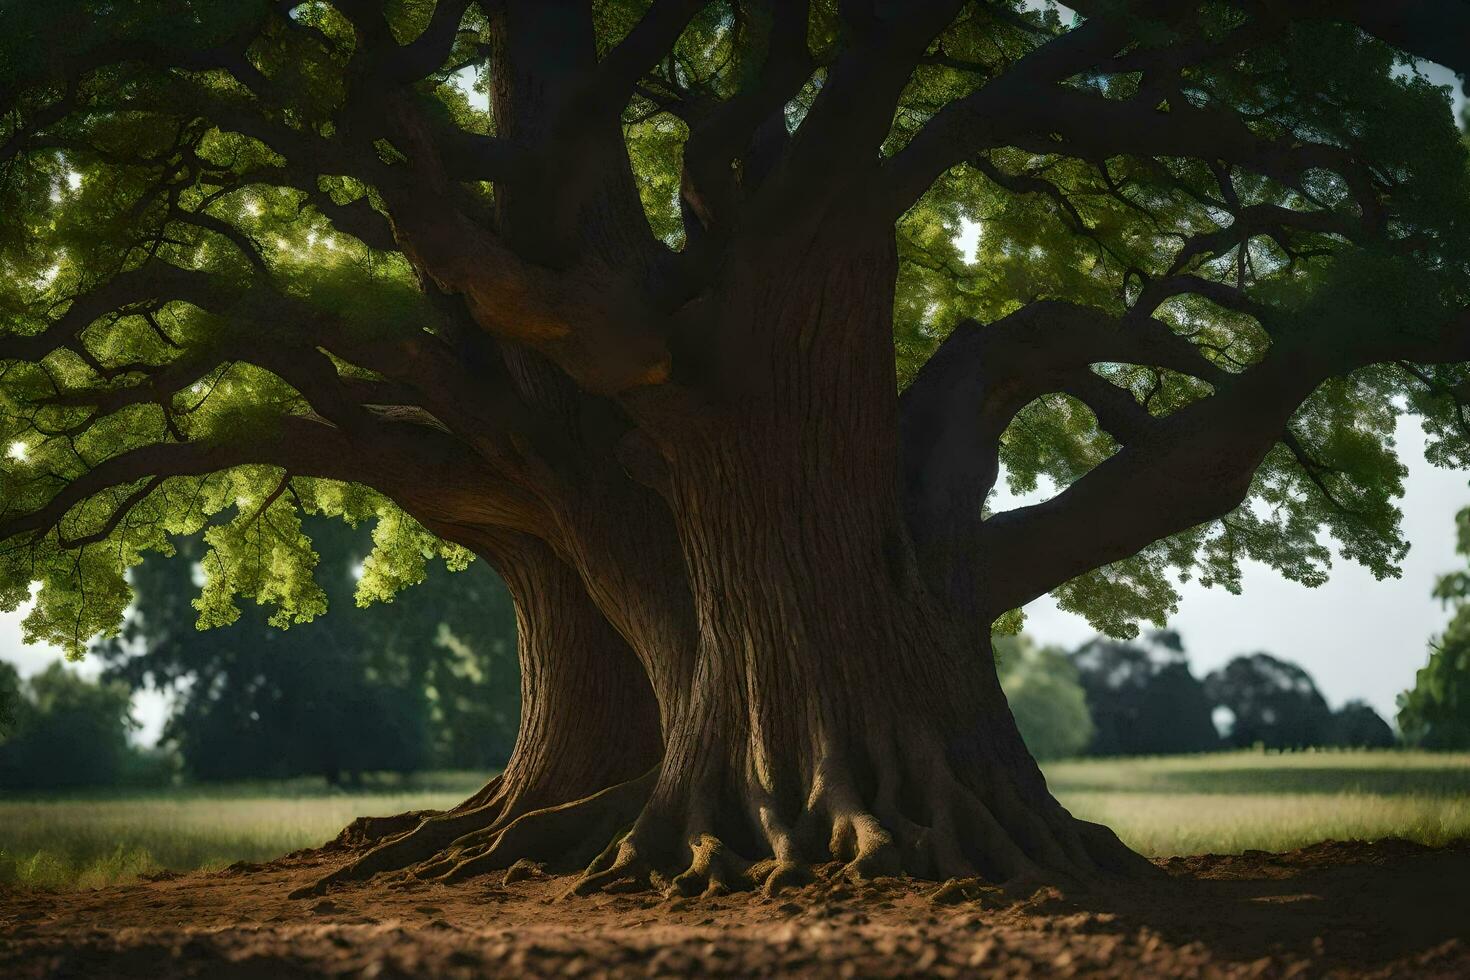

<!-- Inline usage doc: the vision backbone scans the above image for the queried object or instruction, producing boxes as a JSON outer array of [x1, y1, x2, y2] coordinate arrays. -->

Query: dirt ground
[[2, 837, 1468, 978]]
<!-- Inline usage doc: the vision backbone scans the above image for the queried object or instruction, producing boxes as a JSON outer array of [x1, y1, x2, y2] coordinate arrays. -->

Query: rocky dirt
[[2, 837, 1468, 977]]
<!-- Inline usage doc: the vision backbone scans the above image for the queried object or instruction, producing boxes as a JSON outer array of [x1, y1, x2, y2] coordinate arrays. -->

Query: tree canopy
[[0, 1, 1466, 648]]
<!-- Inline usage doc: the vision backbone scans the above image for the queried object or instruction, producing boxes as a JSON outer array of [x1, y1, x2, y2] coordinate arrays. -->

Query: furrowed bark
[[562, 215, 1152, 897], [301, 532, 661, 892]]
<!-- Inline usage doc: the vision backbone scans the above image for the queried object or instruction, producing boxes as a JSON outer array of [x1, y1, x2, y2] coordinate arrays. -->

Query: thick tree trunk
[[300, 533, 661, 893], [571, 221, 1152, 895]]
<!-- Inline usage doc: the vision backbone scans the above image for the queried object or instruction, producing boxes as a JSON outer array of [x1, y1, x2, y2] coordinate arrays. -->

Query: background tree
[[1071, 631, 1221, 757], [0, 662, 167, 790], [997, 633, 1094, 761], [0, 660, 19, 740], [1399, 506, 1470, 749], [1399, 622, 1470, 750], [1328, 700, 1395, 750], [1205, 652, 1336, 750], [97, 518, 521, 782], [0, 1, 1467, 893]]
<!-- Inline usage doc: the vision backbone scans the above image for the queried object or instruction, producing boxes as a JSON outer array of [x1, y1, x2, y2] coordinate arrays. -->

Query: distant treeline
[[998, 630, 1400, 760], [996, 498, 1470, 760]]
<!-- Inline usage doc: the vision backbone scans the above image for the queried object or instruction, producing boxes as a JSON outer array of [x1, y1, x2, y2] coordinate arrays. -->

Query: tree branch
[[583, 0, 708, 118], [0, 413, 548, 554], [899, 300, 1223, 604], [968, 302, 1470, 617], [0, 263, 240, 366]]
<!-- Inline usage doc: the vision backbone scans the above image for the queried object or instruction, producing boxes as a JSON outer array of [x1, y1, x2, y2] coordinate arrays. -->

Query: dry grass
[[3, 751, 1468, 889]]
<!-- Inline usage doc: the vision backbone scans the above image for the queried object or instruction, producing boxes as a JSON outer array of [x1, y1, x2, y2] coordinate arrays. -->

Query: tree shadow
[[1061, 839, 1470, 970]]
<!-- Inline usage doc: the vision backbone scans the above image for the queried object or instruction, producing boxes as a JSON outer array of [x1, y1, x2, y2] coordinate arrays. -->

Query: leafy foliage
[[97, 518, 520, 781], [0, 1, 1467, 651], [1398, 506, 1470, 749], [996, 633, 1094, 760]]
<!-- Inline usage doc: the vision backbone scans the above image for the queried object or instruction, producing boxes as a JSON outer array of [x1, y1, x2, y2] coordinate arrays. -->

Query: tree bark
[[569, 220, 1152, 895], [301, 532, 661, 893]]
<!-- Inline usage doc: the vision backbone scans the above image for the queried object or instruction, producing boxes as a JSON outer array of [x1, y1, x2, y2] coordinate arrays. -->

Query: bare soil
[[2, 837, 1468, 977]]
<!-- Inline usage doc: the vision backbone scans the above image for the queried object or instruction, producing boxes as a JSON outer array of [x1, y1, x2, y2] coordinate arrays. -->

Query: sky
[[3, 27, 1467, 744]]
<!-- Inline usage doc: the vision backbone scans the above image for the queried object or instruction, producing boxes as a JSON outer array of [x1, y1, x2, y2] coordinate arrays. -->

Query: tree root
[[292, 770, 655, 899], [564, 728, 1161, 901], [294, 728, 1160, 902]]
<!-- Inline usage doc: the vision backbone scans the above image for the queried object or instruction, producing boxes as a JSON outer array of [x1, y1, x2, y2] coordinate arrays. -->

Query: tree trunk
[[572, 221, 1152, 896], [301, 533, 661, 893]]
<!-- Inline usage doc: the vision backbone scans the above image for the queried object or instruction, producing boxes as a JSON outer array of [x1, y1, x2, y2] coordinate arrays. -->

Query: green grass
[[0, 771, 491, 890], [1047, 750, 1470, 858], [3, 751, 1468, 890]]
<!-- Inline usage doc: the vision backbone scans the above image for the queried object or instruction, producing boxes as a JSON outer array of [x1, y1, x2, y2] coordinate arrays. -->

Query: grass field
[[3, 751, 1468, 890], [1049, 750, 1470, 857]]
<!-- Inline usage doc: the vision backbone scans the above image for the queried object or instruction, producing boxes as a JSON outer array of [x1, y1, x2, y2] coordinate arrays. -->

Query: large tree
[[2, 1, 1468, 895]]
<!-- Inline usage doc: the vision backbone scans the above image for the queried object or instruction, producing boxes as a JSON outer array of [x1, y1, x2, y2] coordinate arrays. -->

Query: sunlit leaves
[[1, 0, 1469, 654], [355, 505, 474, 608], [194, 472, 324, 630]]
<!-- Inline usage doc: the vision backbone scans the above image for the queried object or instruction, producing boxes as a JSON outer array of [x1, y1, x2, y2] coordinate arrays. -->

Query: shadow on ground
[[1, 838, 1467, 977]]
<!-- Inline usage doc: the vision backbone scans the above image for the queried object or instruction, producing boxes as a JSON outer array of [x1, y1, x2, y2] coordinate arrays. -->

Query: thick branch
[[969, 303, 1470, 617], [899, 300, 1223, 604], [388, 0, 474, 82], [754, 0, 965, 223], [0, 263, 239, 366], [0, 413, 546, 553], [583, 0, 708, 118], [678, 0, 813, 238], [884, 19, 1378, 224]]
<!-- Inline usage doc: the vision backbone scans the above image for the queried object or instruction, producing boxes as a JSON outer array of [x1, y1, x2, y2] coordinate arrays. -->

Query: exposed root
[[413, 773, 652, 884], [563, 727, 1149, 902], [325, 808, 443, 853], [295, 724, 1156, 904], [1076, 818, 1167, 879], [292, 770, 655, 899]]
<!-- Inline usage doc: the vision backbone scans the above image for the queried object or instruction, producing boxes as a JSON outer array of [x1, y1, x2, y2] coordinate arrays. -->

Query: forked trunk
[[574, 222, 1151, 894], [302, 533, 660, 892], [485, 534, 662, 815], [576, 433, 1139, 894], [312, 221, 1151, 899]]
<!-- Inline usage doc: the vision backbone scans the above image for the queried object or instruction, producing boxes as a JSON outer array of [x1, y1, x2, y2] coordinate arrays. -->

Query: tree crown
[[2, 0, 1469, 651]]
